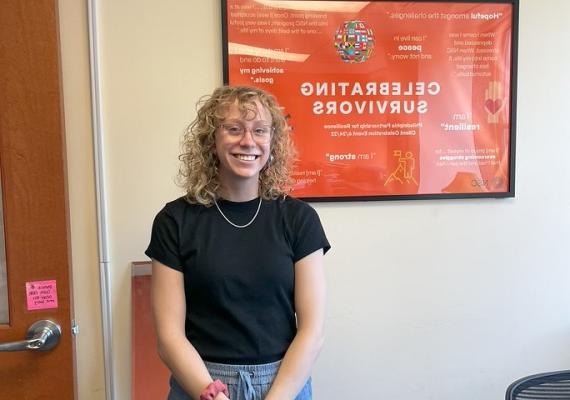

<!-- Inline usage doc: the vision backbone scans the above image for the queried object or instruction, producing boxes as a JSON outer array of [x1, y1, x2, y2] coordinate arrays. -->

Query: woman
[[146, 85, 330, 400]]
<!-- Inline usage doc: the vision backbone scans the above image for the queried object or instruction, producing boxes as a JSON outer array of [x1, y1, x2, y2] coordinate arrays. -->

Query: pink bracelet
[[199, 379, 229, 400]]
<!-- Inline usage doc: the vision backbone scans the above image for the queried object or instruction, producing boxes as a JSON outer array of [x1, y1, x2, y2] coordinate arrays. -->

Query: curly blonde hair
[[178, 85, 296, 205]]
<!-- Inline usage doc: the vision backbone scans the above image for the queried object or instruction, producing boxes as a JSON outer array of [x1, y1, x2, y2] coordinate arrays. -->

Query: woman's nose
[[239, 129, 256, 146]]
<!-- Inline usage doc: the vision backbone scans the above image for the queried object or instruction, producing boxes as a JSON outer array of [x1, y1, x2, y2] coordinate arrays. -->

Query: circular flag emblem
[[334, 20, 375, 63]]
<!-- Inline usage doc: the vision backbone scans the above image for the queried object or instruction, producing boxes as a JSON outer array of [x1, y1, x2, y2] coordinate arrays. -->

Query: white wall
[[95, 1, 570, 398]]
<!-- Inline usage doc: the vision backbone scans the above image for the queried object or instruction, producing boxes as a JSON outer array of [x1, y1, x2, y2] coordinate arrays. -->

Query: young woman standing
[[146, 86, 330, 400]]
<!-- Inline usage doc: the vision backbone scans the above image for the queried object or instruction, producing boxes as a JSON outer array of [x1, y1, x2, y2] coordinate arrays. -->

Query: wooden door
[[0, 0, 76, 398]]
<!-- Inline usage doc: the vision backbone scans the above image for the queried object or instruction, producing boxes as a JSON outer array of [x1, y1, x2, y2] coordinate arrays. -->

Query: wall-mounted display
[[222, 0, 518, 201]]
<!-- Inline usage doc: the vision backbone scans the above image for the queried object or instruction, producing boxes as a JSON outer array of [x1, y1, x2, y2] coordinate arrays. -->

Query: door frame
[[85, 0, 115, 398], [59, 0, 108, 398]]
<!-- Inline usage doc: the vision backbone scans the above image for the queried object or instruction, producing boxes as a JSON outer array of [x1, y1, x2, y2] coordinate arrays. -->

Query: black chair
[[506, 370, 570, 399]]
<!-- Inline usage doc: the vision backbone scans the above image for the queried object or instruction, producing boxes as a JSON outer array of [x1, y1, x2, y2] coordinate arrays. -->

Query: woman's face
[[215, 99, 272, 186]]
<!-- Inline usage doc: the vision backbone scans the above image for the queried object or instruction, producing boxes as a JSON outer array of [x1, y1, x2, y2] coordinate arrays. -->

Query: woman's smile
[[234, 154, 259, 161]]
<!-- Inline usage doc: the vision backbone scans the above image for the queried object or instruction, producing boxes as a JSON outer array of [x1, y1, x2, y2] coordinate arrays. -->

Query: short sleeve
[[291, 202, 331, 263], [145, 206, 182, 271]]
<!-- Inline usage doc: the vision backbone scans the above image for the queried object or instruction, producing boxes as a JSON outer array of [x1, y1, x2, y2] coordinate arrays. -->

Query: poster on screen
[[222, 0, 519, 201]]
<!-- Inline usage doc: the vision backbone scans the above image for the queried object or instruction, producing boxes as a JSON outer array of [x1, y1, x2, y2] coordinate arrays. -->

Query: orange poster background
[[225, 0, 514, 199]]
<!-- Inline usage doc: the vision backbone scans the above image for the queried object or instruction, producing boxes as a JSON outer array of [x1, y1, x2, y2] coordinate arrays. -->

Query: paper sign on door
[[26, 280, 58, 310]]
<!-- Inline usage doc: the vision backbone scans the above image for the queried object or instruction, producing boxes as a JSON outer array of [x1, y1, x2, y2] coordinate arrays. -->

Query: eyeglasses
[[219, 122, 273, 144]]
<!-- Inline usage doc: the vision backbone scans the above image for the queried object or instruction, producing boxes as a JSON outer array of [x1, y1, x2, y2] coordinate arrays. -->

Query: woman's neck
[[218, 179, 259, 202]]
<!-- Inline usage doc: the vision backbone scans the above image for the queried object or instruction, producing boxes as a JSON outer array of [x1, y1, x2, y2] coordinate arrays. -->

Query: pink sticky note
[[26, 280, 58, 311]]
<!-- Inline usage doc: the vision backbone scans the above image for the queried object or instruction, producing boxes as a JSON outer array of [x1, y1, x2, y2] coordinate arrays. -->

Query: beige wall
[[62, 0, 570, 399], [59, 0, 105, 398], [98, 1, 223, 398]]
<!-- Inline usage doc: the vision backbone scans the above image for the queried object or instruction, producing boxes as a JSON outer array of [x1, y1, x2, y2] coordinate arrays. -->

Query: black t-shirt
[[145, 195, 330, 364]]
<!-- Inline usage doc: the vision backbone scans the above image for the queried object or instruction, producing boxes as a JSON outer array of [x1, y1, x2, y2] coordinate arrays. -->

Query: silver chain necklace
[[213, 197, 262, 228]]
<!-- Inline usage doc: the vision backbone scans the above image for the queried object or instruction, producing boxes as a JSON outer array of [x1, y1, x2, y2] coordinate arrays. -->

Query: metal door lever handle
[[0, 320, 61, 352]]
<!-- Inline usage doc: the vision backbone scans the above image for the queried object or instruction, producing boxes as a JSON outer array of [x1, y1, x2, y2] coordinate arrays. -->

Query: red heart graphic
[[485, 99, 502, 114]]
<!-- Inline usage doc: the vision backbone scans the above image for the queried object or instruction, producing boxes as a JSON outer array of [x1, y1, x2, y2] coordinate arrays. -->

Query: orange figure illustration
[[385, 150, 418, 186]]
